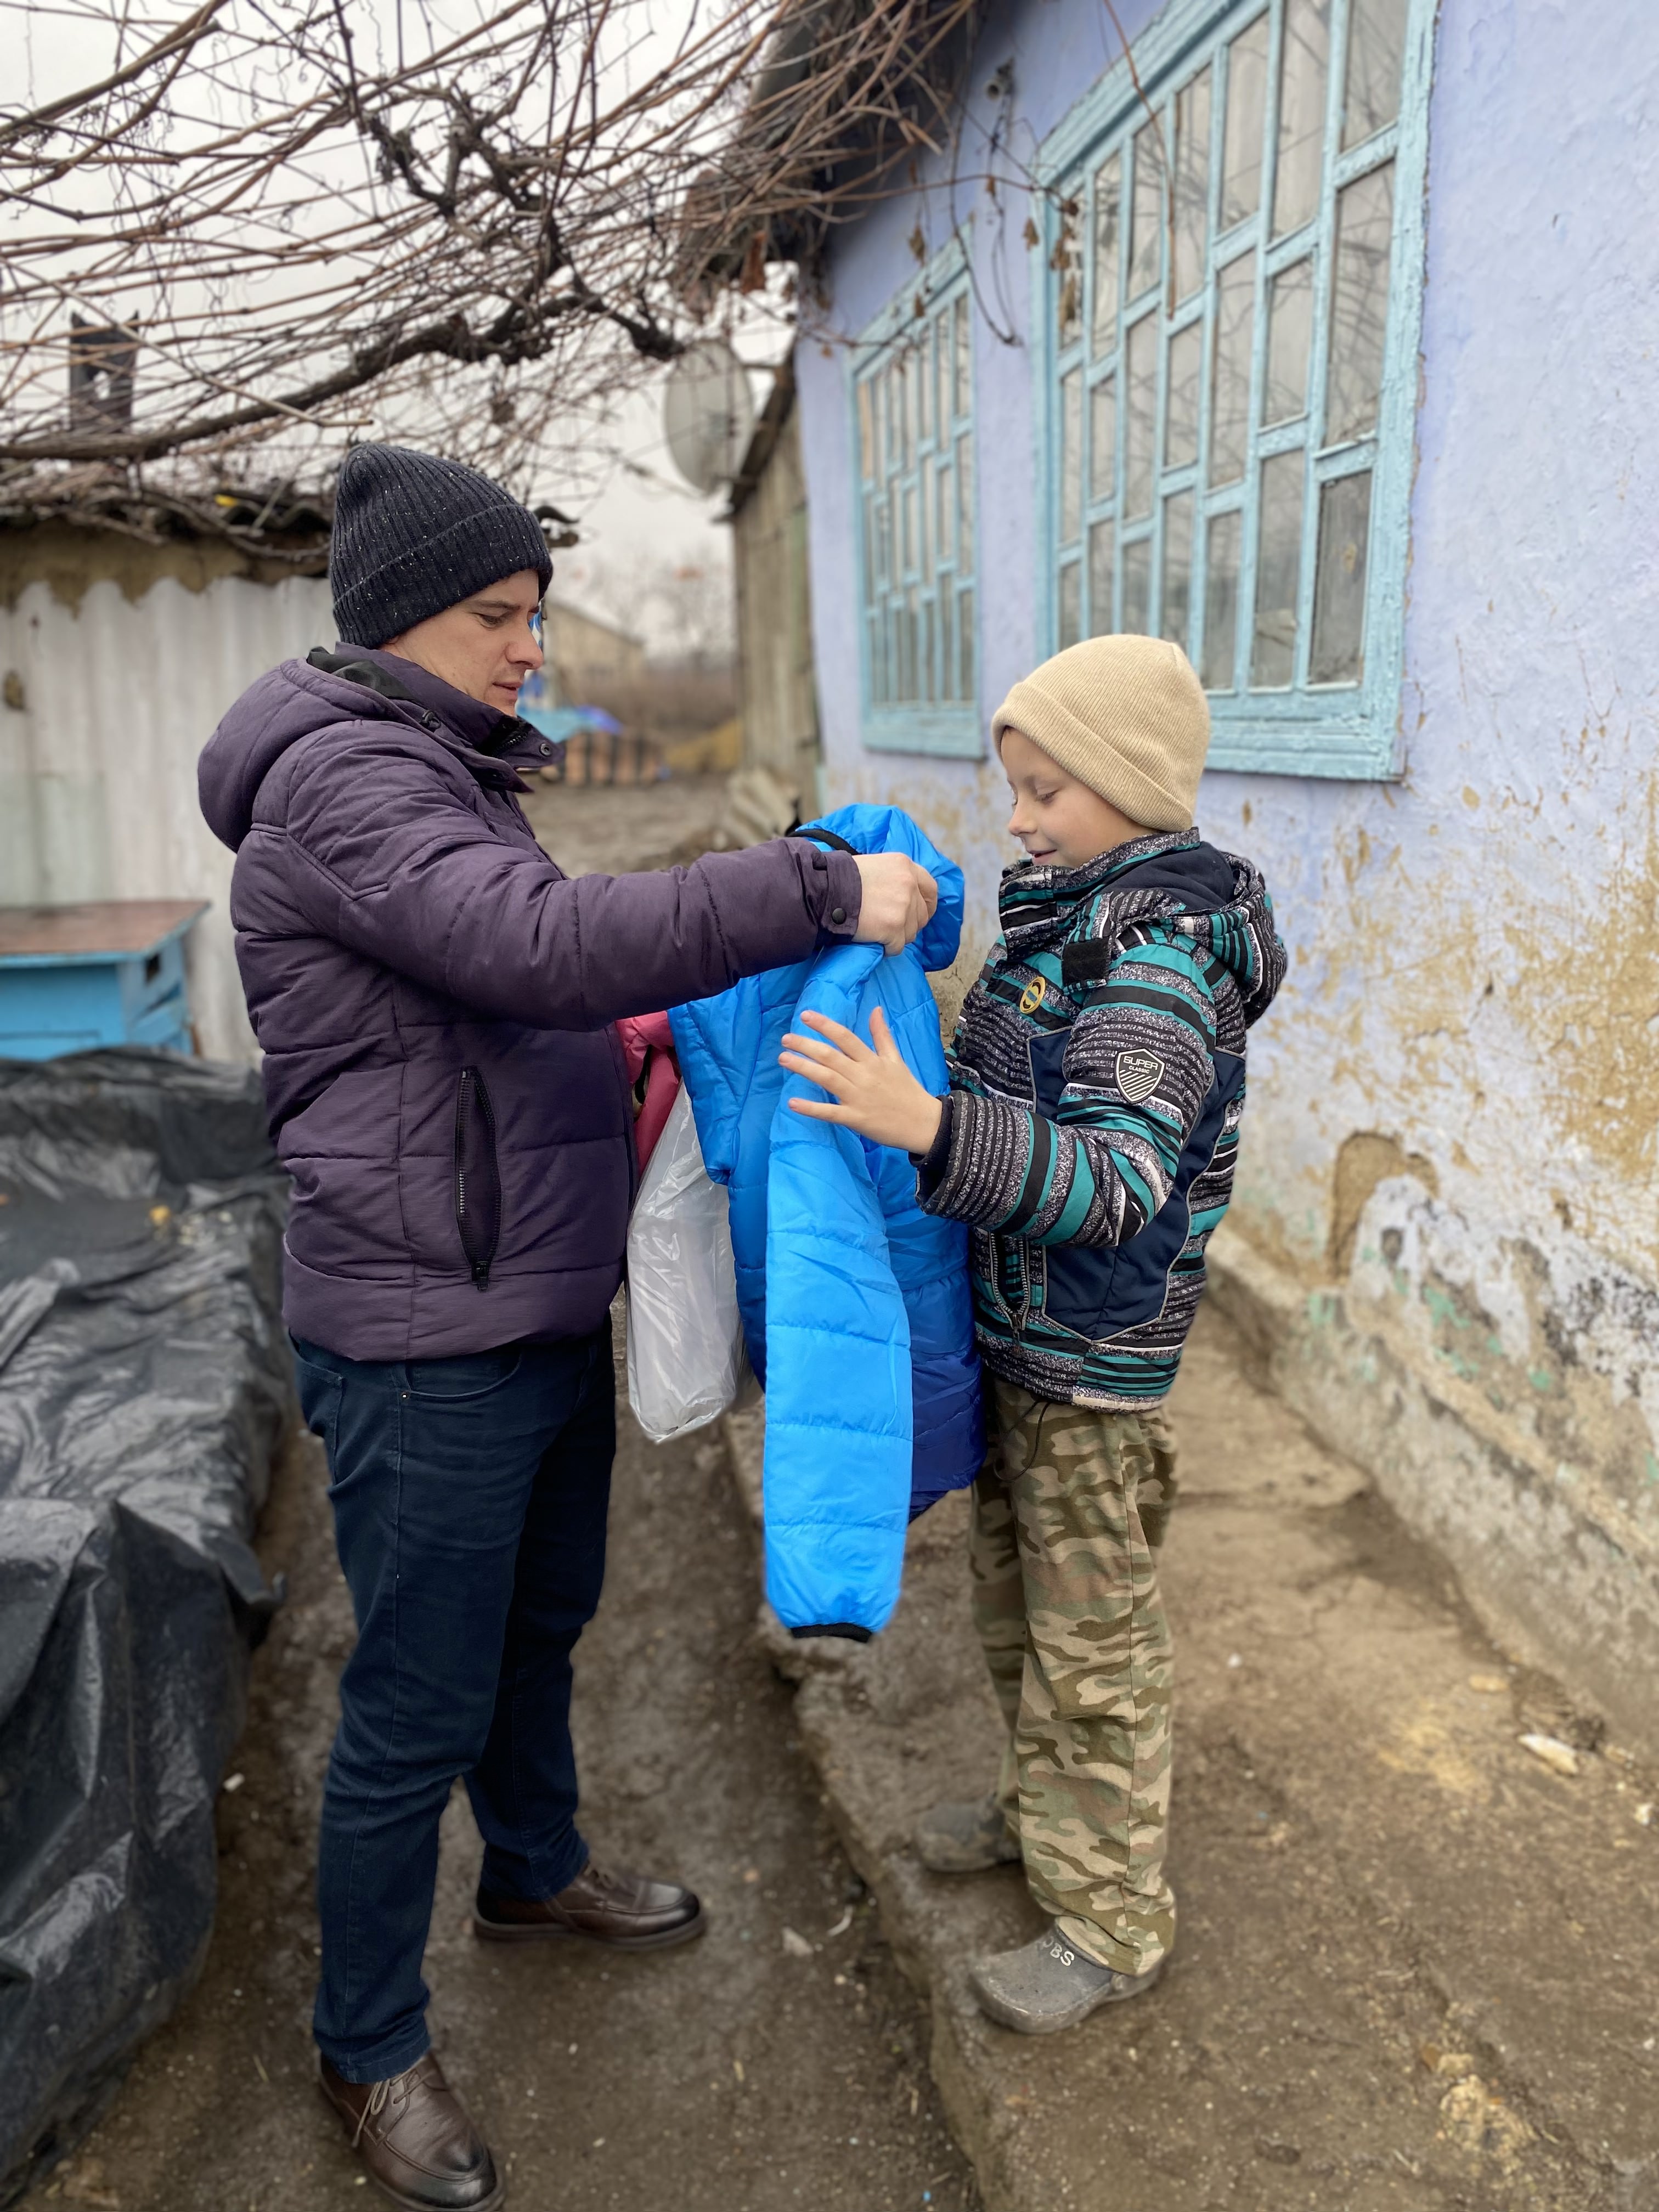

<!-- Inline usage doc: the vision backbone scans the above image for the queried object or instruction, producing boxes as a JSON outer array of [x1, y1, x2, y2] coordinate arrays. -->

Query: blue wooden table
[[0, 900, 207, 1059]]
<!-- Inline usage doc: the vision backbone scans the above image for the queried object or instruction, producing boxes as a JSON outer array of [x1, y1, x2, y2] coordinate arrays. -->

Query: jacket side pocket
[[453, 1066, 502, 1290]]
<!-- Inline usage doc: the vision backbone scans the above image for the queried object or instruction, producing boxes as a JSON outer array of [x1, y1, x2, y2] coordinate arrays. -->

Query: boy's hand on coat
[[850, 855, 938, 954], [779, 1008, 945, 1155]]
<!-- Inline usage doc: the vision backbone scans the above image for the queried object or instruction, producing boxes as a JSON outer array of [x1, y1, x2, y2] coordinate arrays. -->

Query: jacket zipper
[[453, 1066, 502, 1290]]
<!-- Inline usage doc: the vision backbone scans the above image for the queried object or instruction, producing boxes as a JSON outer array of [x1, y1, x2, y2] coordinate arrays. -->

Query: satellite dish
[[663, 338, 755, 495]]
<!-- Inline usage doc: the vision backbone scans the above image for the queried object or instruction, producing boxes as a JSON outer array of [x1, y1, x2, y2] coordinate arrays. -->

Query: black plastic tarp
[[0, 1050, 290, 2203]]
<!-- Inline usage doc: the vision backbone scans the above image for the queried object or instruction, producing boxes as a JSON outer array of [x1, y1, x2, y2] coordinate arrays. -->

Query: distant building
[[545, 599, 646, 702], [707, 0, 1659, 1754], [725, 360, 821, 815]]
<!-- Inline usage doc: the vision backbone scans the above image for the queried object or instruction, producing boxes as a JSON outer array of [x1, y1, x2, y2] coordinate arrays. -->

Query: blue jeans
[[291, 1324, 614, 2081]]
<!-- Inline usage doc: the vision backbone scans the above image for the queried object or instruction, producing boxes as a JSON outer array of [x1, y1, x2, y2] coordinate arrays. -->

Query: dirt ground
[[42, 1336, 980, 2212], [517, 769, 731, 877], [733, 1309, 1659, 2212]]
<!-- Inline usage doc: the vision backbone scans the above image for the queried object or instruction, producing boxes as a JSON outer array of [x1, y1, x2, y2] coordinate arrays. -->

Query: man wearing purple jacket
[[199, 444, 935, 2210]]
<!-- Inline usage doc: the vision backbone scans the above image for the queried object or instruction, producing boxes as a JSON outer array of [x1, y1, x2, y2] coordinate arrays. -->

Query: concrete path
[[727, 1306, 1659, 2212], [41, 1338, 980, 2212]]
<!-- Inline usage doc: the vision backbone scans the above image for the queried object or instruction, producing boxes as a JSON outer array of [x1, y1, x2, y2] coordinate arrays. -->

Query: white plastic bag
[[625, 1085, 746, 1442]]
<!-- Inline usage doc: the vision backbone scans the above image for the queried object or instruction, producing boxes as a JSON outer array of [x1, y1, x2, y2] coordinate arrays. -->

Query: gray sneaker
[[914, 1790, 1022, 1874], [969, 1927, 1163, 2034]]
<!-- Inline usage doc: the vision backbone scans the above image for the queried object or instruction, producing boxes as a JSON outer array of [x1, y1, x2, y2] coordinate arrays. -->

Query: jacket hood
[[198, 647, 554, 851], [793, 803, 964, 973], [1001, 827, 1286, 1029]]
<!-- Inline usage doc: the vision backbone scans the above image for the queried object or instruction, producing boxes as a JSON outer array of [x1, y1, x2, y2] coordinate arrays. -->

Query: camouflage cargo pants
[[970, 1374, 1180, 1977]]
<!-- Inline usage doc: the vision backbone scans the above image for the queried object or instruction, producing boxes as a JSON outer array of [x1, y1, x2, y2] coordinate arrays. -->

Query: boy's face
[[1001, 726, 1148, 870]]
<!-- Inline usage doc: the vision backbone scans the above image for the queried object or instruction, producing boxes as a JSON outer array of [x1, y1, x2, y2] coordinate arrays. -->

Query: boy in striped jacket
[[778, 634, 1285, 2034]]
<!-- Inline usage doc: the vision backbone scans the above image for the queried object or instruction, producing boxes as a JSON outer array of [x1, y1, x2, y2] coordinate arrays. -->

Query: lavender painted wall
[[792, 0, 1659, 1747]]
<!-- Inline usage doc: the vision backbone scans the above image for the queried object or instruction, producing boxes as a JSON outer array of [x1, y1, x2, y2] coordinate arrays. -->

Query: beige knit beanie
[[991, 635, 1210, 833]]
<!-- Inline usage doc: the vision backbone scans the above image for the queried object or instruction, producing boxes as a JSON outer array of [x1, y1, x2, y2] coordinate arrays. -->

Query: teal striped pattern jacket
[[915, 830, 1284, 1409]]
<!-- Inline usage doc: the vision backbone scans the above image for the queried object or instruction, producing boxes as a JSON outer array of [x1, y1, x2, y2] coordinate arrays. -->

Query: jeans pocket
[[404, 1347, 524, 1401], [290, 1345, 345, 1464]]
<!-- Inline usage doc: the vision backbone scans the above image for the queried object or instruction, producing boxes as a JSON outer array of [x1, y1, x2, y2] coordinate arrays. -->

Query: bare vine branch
[[0, 0, 984, 535]]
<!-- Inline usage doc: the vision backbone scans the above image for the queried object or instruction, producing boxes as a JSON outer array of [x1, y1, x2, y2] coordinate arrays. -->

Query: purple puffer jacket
[[199, 648, 865, 1361]]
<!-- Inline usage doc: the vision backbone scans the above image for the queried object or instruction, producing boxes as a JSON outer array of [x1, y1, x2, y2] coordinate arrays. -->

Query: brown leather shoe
[[473, 1859, 704, 1950], [319, 2051, 504, 2210]]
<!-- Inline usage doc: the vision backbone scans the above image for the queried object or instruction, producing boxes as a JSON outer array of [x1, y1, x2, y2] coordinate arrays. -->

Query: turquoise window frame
[[1031, 0, 1436, 778], [852, 242, 981, 757]]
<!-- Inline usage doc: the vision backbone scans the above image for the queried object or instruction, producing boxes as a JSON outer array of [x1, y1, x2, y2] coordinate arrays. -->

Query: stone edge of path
[[720, 1402, 1029, 2212]]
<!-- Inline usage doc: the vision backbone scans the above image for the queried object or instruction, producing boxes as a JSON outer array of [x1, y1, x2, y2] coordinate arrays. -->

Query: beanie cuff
[[994, 680, 1194, 833]]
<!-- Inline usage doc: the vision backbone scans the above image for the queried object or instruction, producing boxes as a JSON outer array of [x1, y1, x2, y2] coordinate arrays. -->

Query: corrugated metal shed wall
[[0, 569, 332, 1062]]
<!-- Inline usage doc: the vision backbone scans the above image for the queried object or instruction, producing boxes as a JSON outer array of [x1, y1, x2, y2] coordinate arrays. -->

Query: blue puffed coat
[[669, 805, 984, 1640]]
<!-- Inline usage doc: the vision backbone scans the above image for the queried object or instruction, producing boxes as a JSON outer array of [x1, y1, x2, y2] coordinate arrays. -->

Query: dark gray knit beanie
[[329, 443, 554, 647]]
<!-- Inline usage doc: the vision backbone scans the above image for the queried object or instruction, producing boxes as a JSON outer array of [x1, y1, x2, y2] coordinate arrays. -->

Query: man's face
[[381, 569, 545, 713]]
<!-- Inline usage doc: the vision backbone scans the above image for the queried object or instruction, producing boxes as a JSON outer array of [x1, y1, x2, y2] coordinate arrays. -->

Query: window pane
[[1091, 153, 1122, 353], [1272, 0, 1331, 239], [1209, 254, 1255, 486], [874, 496, 889, 587], [1090, 376, 1117, 503], [957, 435, 975, 573], [1058, 209, 1084, 346], [922, 595, 936, 703], [1344, 0, 1408, 148], [1201, 510, 1243, 688], [1088, 519, 1115, 634], [919, 458, 933, 575], [1124, 314, 1158, 518], [957, 584, 975, 697], [1251, 449, 1305, 685], [1221, 15, 1269, 228], [936, 461, 954, 563], [935, 311, 951, 436], [940, 584, 956, 700], [1124, 533, 1150, 633], [1122, 538, 1153, 634], [1165, 321, 1203, 470], [858, 381, 875, 480], [1059, 562, 1082, 650], [953, 296, 971, 419], [902, 482, 917, 573], [1263, 258, 1313, 424], [1060, 366, 1083, 543], [868, 614, 886, 704], [861, 493, 877, 607], [907, 589, 921, 699], [1173, 68, 1212, 302], [1310, 468, 1372, 681], [1161, 490, 1194, 648], [917, 329, 932, 445], [904, 358, 918, 467], [1129, 121, 1165, 297], [1327, 162, 1393, 442]]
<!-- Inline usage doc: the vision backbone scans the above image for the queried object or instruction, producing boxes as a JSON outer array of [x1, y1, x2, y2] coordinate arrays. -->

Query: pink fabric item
[[615, 1009, 681, 1174]]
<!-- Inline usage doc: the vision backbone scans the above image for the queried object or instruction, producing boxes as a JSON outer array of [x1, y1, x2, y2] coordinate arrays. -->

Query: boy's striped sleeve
[[917, 930, 1218, 1249]]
